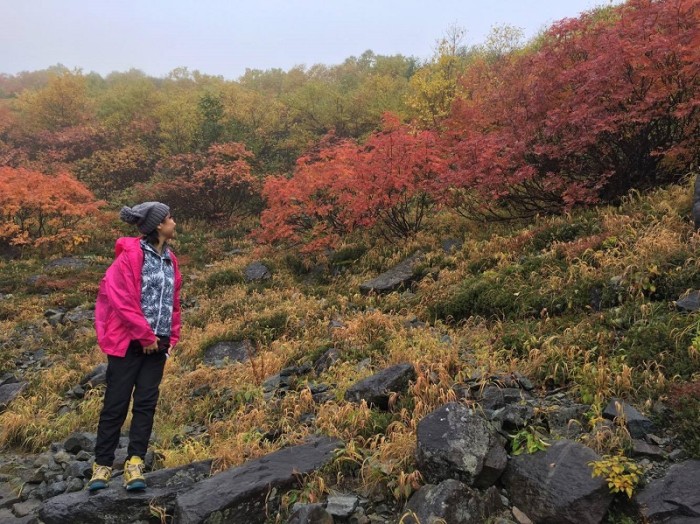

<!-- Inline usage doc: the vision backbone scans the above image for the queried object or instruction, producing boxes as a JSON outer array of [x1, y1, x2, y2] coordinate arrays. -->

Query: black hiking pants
[[94, 338, 168, 467]]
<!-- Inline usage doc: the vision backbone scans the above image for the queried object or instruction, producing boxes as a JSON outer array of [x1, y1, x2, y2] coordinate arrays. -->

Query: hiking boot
[[87, 463, 112, 491], [123, 456, 146, 491]]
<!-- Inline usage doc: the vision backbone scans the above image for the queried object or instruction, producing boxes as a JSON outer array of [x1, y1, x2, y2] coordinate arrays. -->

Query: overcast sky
[[1, 0, 621, 79]]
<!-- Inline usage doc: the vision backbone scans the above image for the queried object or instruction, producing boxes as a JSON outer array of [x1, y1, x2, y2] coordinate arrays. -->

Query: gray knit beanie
[[119, 202, 170, 235]]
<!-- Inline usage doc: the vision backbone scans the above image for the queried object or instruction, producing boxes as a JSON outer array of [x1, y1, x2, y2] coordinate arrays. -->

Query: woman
[[88, 201, 181, 491]]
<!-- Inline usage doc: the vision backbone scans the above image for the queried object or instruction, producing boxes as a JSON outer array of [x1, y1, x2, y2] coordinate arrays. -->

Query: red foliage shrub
[[256, 114, 448, 252], [445, 0, 700, 218]]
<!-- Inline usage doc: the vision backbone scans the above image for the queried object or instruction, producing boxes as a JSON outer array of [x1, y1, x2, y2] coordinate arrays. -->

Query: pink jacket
[[95, 237, 182, 357]]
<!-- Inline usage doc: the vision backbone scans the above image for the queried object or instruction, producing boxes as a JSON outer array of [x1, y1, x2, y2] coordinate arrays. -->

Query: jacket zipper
[[155, 255, 165, 333]]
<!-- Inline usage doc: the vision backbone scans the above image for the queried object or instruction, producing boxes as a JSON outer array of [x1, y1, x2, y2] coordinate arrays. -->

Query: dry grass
[[2, 178, 700, 504]]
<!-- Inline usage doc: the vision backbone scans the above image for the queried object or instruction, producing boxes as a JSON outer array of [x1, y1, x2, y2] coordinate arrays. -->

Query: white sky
[[1, 0, 622, 79]]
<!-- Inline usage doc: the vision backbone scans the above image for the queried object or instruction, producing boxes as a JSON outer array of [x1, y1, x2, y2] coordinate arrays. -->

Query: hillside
[[1, 179, 699, 522]]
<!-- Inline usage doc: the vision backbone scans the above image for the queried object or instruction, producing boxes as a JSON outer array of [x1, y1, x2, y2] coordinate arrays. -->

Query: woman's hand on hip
[[143, 342, 159, 354]]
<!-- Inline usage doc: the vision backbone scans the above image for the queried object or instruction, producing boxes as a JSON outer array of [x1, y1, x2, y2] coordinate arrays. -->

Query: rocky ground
[[1, 257, 700, 523]]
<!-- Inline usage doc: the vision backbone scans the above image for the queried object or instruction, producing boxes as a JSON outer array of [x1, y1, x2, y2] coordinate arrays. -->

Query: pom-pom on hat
[[119, 202, 170, 235]]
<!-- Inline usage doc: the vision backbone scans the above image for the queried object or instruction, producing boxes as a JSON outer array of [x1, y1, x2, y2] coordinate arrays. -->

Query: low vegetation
[[1, 179, 700, 519]]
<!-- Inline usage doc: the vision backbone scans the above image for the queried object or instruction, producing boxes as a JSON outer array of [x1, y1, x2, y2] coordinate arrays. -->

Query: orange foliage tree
[[0, 167, 103, 251]]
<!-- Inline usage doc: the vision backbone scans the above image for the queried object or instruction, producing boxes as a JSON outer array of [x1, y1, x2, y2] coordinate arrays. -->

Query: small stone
[[326, 494, 360, 518], [53, 450, 71, 465], [669, 449, 688, 462], [75, 451, 91, 461], [512, 506, 534, 524], [12, 498, 42, 517], [64, 477, 84, 493], [631, 439, 666, 460]]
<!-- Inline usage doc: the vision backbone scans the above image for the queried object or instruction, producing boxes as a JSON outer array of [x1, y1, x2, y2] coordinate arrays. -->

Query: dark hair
[[142, 212, 171, 245], [143, 229, 159, 245]]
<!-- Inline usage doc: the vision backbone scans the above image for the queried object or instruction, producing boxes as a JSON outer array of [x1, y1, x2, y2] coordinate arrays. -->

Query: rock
[[244, 261, 272, 282], [0, 506, 34, 523], [46, 481, 67, 498], [603, 399, 654, 438], [635, 460, 700, 522], [441, 238, 463, 253], [63, 432, 96, 454], [515, 374, 535, 391], [45, 257, 88, 271], [44, 309, 66, 327], [502, 439, 613, 524], [326, 494, 359, 518], [669, 449, 688, 462], [489, 404, 534, 431], [0, 482, 21, 509], [675, 290, 700, 312], [12, 498, 42, 517], [64, 478, 83, 493], [344, 363, 416, 410], [80, 364, 107, 389], [262, 373, 293, 400], [39, 460, 212, 524], [479, 387, 530, 411], [546, 404, 589, 439], [62, 307, 94, 324], [202, 339, 254, 366], [314, 347, 341, 375], [65, 461, 91, 479], [401, 480, 502, 524], [511, 506, 534, 524], [0, 382, 28, 412], [631, 439, 666, 460], [288, 503, 333, 524], [52, 450, 70, 465], [416, 402, 507, 488], [0, 373, 17, 387], [359, 252, 422, 294], [175, 437, 342, 524]]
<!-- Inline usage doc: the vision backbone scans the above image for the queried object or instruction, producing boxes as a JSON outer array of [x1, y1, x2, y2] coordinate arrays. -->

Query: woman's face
[[157, 213, 177, 240]]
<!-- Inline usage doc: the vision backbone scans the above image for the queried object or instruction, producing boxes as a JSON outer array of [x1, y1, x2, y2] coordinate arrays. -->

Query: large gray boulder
[[400, 480, 502, 524], [175, 436, 342, 524], [635, 460, 700, 522], [344, 363, 416, 410], [39, 460, 212, 524], [502, 439, 613, 524], [202, 339, 254, 366], [416, 402, 507, 488], [359, 252, 422, 294]]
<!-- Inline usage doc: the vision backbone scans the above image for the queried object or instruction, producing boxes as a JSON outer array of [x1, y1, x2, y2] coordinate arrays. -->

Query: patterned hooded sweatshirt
[[140, 239, 175, 337]]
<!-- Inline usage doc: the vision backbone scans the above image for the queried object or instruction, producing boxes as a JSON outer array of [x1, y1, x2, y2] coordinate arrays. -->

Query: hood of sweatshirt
[[114, 237, 142, 258]]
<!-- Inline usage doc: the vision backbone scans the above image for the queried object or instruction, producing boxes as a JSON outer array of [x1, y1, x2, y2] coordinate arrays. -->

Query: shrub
[[205, 269, 244, 290], [621, 304, 699, 378], [666, 381, 700, 458], [330, 245, 368, 268]]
